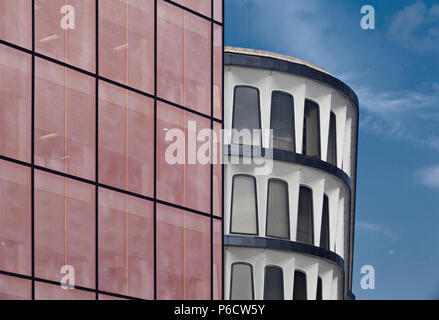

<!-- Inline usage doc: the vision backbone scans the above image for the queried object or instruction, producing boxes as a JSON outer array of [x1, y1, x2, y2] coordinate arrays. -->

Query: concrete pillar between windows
[[293, 83, 306, 154], [319, 94, 332, 162]]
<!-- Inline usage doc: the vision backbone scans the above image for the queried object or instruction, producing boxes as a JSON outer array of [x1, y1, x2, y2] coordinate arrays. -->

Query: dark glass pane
[[232, 86, 261, 145], [264, 266, 284, 300], [327, 112, 337, 165], [297, 186, 314, 244], [316, 277, 323, 300], [303, 100, 320, 159], [293, 271, 307, 300], [231, 263, 254, 300], [320, 195, 330, 250], [270, 91, 295, 151], [266, 180, 289, 239]]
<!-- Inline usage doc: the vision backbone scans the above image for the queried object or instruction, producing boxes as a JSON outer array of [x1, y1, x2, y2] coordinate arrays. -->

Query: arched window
[[270, 91, 295, 152], [230, 175, 258, 235], [266, 179, 289, 239], [264, 266, 284, 300], [230, 263, 254, 300], [316, 277, 323, 300], [320, 194, 330, 250], [232, 86, 261, 146], [293, 270, 307, 300], [327, 112, 337, 165], [297, 186, 314, 244], [303, 100, 320, 159]]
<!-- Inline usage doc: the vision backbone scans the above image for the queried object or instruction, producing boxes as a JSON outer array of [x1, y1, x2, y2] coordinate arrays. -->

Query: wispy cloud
[[387, 1, 439, 54], [357, 83, 439, 149], [358, 85, 439, 116], [428, 137, 439, 151], [356, 221, 399, 241], [415, 164, 439, 188]]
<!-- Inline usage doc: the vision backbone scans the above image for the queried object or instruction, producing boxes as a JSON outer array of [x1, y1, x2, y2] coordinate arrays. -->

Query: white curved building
[[223, 47, 359, 300]]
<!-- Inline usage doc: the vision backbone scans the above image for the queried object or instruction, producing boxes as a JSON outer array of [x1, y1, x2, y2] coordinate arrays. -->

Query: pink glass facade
[[0, 0, 223, 300]]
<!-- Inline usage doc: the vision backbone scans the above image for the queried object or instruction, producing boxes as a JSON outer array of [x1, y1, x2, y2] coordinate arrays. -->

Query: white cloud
[[429, 137, 439, 152], [356, 221, 398, 240], [387, 1, 439, 54], [416, 165, 439, 188], [388, 250, 396, 255], [357, 83, 439, 149], [358, 85, 439, 116]]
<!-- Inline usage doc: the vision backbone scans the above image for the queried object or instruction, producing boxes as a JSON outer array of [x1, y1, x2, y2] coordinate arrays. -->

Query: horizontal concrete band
[[224, 234, 345, 271], [224, 51, 359, 111], [225, 144, 352, 190]]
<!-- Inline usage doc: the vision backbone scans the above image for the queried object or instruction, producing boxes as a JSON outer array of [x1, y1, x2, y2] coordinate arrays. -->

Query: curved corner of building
[[223, 47, 359, 300]]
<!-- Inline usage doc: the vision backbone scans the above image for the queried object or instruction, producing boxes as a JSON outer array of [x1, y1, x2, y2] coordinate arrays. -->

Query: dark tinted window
[[293, 270, 307, 300], [297, 186, 314, 244], [264, 266, 284, 300], [316, 277, 323, 300], [270, 91, 295, 151], [232, 86, 261, 145], [320, 195, 330, 250], [303, 100, 320, 158], [327, 112, 337, 165]]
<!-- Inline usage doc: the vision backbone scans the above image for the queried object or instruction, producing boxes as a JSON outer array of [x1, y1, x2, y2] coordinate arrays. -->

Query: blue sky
[[225, 0, 439, 299]]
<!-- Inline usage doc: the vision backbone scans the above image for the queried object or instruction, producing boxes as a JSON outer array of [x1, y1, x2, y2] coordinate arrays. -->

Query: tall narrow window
[[320, 195, 330, 250], [293, 271, 307, 300], [303, 100, 320, 159], [316, 277, 323, 300], [270, 91, 295, 152], [297, 186, 314, 244], [230, 263, 254, 300], [232, 86, 261, 146], [264, 266, 284, 300], [266, 179, 289, 239], [231, 175, 258, 235], [327, 112, 337, 165]]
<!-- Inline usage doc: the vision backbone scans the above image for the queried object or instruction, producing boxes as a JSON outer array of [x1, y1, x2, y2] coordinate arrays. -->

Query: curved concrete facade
[[223, 47, 358, 300]]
